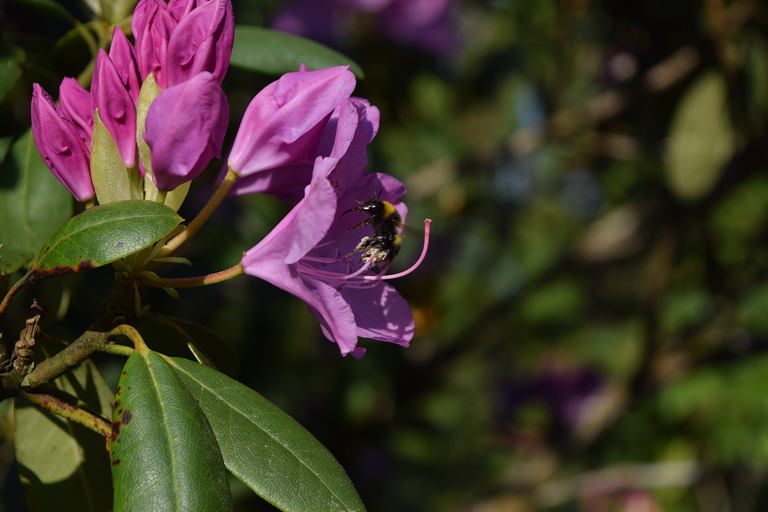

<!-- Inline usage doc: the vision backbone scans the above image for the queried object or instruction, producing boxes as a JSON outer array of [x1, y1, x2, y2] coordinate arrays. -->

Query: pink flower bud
[[31, 84, 93, 202], [228, 66, 356, 178], [109, 26, 141, 107], [91, 49, 138, 169], [58, 77, 93, 146], [132, 0, 177, 88], [166, 0, 235, 87], [167, 0, 205, 22], [143, 72, 228, 191]]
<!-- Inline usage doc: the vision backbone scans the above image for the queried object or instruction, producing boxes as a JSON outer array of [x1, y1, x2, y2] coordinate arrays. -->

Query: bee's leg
[[346, 216, 374, 232], [345, 236, 373, 260]]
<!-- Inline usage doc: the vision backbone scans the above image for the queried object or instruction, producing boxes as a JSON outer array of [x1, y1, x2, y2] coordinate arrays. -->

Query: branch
[[18, 390, 111, 438], [22, 324, 143, 390]]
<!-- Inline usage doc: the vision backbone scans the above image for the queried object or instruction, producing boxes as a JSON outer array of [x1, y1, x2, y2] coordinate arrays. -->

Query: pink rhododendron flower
[[132, 0, 177, 88], [132, 0, 234, 89], [242, 159, 414, 357], [143, 72, 229, 191], [108, 26, 141, 106], [91, 48, 138, 169], [241, 100, 422, 356], [226, 66, 356, 184], [229, 96, 380, 205], [272, 0, 457, 54], [166, 0, 235, 87], [58, 77, 93, 146], [31, 84, 94, 202]]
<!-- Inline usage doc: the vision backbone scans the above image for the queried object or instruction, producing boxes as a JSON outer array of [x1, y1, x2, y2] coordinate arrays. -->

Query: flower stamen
[[297, 219, 432, 288]]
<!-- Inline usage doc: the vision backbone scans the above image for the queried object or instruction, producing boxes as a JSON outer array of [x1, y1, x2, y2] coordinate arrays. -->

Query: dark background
[[3, 0, 768, 510]]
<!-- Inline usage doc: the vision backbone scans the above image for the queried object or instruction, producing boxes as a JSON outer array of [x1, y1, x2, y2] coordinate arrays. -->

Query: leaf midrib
[[169, 360, 356, 509]]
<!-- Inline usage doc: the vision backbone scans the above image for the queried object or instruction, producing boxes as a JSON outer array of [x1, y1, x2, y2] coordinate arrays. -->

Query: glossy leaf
[[168, 358, 366, 512], [15, 334, 114, 512], [134, 313, 240, 378], [0, 42, 25, 104], [0, 128, 72, 264], [110, 348, 233, 511], [231, 26, 364, 78], [0, 245, 33, 276], [22, 200, 181, 285], [666, 72, 735, 202]]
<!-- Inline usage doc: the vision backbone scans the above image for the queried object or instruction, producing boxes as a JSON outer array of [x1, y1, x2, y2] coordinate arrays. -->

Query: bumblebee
[[343, 195, 403, 267]]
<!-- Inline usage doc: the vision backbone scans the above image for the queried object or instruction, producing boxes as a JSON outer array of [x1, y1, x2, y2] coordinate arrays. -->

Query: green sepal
[[91, 108, 140, 205]]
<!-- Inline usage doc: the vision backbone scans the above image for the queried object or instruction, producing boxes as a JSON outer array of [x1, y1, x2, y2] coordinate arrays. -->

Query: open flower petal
[[228, 95, 379, 204], [227, 66, 356, 179]]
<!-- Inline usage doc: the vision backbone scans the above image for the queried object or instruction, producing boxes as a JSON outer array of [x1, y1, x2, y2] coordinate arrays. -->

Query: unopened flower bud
[[143, 72, 228, 191], [31, 84, 94, 202]]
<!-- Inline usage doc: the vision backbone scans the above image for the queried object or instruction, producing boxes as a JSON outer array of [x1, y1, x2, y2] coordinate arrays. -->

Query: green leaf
[[168, 358, 366, 512], [15, 334, 114, 512], [7, 0, 76, 23], [230, 26, 364, 78], [22, 200, 182, 285], [110, 348, 233, 511], [0, 245, 33, 276], [134, 313, 240, 378], [0, 42, 25, 104], [0, 128, 73, 259], [665, 72, 735, 202]]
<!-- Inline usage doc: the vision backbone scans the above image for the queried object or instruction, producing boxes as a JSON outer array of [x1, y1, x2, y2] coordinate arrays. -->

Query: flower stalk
[[157, 167, 238, 257], [141, 262, 244, 289]]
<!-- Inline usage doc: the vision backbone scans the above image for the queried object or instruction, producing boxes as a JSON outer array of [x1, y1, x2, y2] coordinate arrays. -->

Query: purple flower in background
[[272, 0, 457, 54], [59, 77, 93, 146], [143, 72, 228, 191], [241, 100, 426, 356], [226, 66, 356, 189], [500, 362, 604, 429], [31, 84, 93, 202], [132, 0, 234, 89]]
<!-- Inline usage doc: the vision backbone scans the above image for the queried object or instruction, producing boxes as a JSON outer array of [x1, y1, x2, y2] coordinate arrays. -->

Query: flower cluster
[[30, 0, 428, 357]]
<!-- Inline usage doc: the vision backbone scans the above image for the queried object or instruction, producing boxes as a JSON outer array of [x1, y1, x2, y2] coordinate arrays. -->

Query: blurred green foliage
[[4, 0, 768, 510]]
